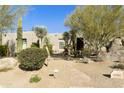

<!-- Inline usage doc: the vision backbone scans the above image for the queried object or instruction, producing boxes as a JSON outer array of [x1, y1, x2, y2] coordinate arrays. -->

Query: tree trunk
[[0, 32, 2, 45], [39, 38, 41, 48], [46, 46, 50, 57]]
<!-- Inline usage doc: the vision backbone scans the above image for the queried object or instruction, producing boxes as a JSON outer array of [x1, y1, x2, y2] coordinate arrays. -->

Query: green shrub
[[18, 48, 48, 71], [111, 63, 124, 70], [82, 47, 92, 57], [29, 74, 41, 83], [0, 45, 8, 57], [31, 42, 39, 48]]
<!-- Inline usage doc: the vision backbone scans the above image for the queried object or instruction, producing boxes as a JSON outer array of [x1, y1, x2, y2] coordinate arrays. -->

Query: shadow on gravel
[[103, 74, 111, 78]]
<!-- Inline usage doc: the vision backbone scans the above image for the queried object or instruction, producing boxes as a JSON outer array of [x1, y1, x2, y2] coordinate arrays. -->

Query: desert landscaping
[[0, 56, 124, 88], [1, 5, 124, 88]]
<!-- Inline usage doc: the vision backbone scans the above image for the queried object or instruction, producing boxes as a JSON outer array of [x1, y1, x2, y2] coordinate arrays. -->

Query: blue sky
[[22, 5, 76, 33]]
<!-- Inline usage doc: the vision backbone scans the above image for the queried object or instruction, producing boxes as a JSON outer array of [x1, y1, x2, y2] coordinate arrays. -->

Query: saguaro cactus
[[0, 32, 2, 45], [17, 17, 23, 53]]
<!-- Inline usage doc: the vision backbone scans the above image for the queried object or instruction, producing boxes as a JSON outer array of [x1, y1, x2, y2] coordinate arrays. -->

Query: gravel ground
[[0, 57, 124, 88], [74, 61, 124, 88]]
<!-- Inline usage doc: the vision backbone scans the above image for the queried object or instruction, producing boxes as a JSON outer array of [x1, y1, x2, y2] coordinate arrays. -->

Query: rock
[[108, 38, 124, 62], [98, 47, 114, 62], [0, 57, 17, 71], [112, 38, 122, 46], [111, 70, 124, 79], [79, 57, 94, 64], [109, 51, 121, 62], [101, 47, 107, 52], [53, 69, 59, 73], [98, 47, 108, 62]]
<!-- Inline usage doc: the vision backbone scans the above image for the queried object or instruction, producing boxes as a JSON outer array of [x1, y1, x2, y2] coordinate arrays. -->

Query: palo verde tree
[[33, 26, 47, 48], [0, 5, 26, 45], [65, 5, 124, 55], [17, 17, 23, 53]]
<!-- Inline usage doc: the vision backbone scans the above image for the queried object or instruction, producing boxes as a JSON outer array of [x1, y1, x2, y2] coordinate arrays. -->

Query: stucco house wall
[[2, 31, 65, 54], [48, 33, 65, 54]]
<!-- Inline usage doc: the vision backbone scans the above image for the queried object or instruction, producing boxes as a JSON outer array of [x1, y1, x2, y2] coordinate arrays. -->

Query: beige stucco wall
[[48, 33, 65, 54], [2, 31, 65, 54]]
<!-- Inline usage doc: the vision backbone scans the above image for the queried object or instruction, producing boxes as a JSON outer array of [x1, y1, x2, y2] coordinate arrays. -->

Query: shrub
[[82, 47, 93, 57], [29, 74, 41, 83], [0, 45, 8, 57], [111, 63, 124, 70], [31, 42, 39, 48], [18, 48, 48, 71]]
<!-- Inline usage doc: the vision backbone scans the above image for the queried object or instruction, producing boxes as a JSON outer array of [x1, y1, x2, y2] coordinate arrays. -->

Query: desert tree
[[63, 29, 79, 56], [65, 5, 124, 55], [69, 29, 78, 55], [0, 5, 26, 45], [33, 26, 47, 48], [63, 31, 70, 47]]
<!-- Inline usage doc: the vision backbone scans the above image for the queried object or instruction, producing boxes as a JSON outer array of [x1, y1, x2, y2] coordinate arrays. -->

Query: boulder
[[78, 57, 94, 64], [98, 47, 113, 62], [111, 70, 124, 79], [108, 38, 124, 62], [97, 38, 124, 62], [0, 57, 17, 71], [109, 51, 121, 62], [101, 47, 107, 52]]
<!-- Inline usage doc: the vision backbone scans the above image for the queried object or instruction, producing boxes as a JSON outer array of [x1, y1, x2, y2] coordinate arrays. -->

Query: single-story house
[[2, 31, 65, 54]]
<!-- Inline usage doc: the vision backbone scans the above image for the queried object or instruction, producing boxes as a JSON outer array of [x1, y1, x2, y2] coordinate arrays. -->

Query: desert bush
[[0, 45, 8, 57], [29, 74, 41, 83], [31, 41, 39, 48], [18, 48, 48, 71], [82, 47, 93, 57], [111, 63, 124, 70]]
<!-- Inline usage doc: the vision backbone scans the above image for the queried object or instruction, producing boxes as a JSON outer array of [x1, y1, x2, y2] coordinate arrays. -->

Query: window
[[59, 41, 65, 49], [23, 38, 27, 49]]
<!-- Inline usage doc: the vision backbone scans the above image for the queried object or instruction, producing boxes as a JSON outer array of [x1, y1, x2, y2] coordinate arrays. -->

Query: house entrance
[[76, 38, 84, 57]]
